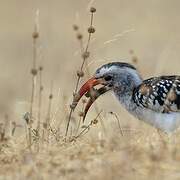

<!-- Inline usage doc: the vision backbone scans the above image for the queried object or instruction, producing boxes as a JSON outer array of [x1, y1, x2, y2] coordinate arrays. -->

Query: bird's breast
[[134, 107, 180, 133], [113, 91, 180, 133]]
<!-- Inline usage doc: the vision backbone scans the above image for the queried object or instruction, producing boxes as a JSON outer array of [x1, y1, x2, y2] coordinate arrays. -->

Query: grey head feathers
[[95, 62, 136, 75]]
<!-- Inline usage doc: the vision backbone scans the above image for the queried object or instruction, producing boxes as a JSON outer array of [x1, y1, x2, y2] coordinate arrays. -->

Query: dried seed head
[[73, 93, 81, 102], [132, 56, 138, 64], [77, 33, 83, 40], [43, 122, 47, 129], [49, 94, 53, 99], [90, 7, 96, 13], [72, 94, 81, 108], [70, 103, 76, 110], [77, 70, 84, 77], [31, 68, 38, 76], [82, 99, 87, 104], [78, 111, 84, 117], [40, 86, 43, 91], [32, 32, 39, 39], [92, 119, 98, 124], [88, 26, 95, 33], [73, 24, 79, 31], [82, 51, 90, 59], [39, 66, 43, 71]]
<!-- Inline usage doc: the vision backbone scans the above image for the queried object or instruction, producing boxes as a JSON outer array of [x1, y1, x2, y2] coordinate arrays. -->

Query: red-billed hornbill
[[72, 62, 180, 133]]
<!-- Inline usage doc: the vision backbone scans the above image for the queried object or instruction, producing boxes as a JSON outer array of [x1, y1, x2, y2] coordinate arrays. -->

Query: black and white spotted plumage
[[91, 62, 180, 132], [133, 76, 180, 113]]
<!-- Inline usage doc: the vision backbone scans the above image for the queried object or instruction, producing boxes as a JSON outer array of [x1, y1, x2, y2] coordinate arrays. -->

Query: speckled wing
[[133, 76, 180, 113]]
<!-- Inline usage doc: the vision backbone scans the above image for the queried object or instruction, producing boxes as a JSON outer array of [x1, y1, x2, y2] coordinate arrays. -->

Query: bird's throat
[[114, 90, 136, 111]]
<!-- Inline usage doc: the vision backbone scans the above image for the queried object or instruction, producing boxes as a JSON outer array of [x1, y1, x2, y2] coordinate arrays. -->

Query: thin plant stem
[[65, 109, 73, 137], [37, 68, 43, 131], [75, 103, 85, 135], [109, 111, 124, 136], [75, 110, 102, 139], [45, 82, 53, 143], [29, 26, 38, 150], [65, 9, 96, 136]]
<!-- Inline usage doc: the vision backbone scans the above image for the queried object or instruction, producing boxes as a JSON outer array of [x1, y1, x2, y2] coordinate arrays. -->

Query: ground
[[1, 128, 180, 180]]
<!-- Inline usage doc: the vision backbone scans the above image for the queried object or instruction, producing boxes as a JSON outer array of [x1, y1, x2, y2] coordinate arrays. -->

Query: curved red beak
[[72, 77, 110, 121]]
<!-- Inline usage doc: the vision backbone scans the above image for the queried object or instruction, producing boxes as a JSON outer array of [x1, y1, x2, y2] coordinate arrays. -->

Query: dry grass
[[0, 1, 180, 180], [1, 131, 180, 180]]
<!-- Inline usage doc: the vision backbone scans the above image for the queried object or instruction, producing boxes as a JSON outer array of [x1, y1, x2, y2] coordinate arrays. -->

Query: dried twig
[[109, 111, 124, 136], [75, 110, 102, 139], [37, 66, 43, 132], [65, 7, 96, 136], [45, 81, 54, 142], [28, 10, 40, 149]]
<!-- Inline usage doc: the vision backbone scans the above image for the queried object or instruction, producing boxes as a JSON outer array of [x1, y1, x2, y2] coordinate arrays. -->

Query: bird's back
[[133, 75, 180, 113]]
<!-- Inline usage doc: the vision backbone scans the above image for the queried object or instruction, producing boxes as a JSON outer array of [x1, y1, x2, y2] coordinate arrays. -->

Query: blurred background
[[0, 0, 180, 129]]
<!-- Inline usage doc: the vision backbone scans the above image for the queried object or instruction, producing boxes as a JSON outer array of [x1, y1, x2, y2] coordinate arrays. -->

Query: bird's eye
[[104, 75, 112, 81]]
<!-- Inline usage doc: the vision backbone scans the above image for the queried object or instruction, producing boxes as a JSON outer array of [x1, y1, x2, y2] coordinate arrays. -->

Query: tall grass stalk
[[65, 7, 96, 137]]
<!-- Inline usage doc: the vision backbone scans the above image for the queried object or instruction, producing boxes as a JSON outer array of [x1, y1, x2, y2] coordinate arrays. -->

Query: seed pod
[[31, 68, 38, 76], [132, 56, 138, 64], [70, 103, 76, 110], [90, 7, 96, 13], [82, 51, 90, 59], [88, 26, 95, 33], [49, 94, 53, 99], [77, 70, 84, 77], [39, 66, 43, 71], [92, 119, 98, 124], [73, 24, 79, 31], [77, 33, 83, 40], [32, 32, 39, 39]]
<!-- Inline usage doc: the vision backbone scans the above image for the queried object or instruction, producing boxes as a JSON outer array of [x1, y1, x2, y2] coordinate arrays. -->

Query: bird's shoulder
[[133, 75, 180, 113]]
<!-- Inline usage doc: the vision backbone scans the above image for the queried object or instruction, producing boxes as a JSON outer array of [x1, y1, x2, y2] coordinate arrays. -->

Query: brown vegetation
[[0, 1, 180, 180]]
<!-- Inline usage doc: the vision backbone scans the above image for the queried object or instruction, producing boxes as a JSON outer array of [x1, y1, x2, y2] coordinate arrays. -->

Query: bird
[[72, 62, 180, 133]]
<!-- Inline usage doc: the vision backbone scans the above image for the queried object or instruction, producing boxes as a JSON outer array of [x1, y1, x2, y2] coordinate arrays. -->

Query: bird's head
[[72, 62, 142, 121]]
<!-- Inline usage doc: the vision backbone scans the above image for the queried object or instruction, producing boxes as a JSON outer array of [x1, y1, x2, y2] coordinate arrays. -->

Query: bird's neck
[[113, 70, 143, 112], [114, 90, 136, 111]]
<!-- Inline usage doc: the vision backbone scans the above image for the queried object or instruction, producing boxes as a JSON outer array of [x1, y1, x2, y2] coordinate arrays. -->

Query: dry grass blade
[[109, 111, 124, 136]]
